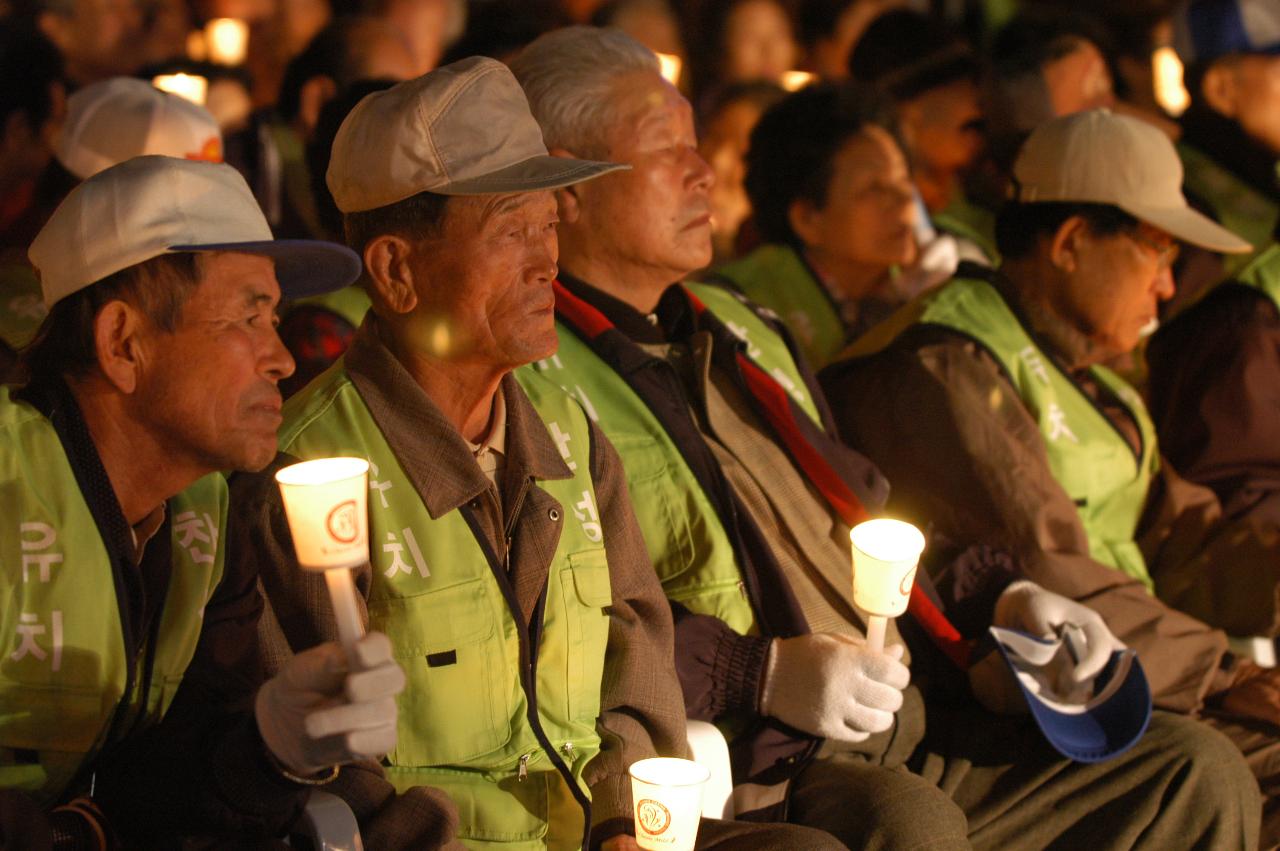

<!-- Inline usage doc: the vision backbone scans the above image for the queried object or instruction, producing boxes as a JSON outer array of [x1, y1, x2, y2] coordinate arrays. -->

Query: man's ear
[[93, 301, 145, 394], [1200, 62, 1239, 118], [1048, 215, 1088, 274], [548, 146, 584, 224], [297, 75, 337, 139], [364, 234, 419, 315], [787, 198, 823, 249]]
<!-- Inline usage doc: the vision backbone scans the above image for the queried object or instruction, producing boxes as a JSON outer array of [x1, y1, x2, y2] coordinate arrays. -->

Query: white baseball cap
[[29, 156, 361, 308], [1013, 109, 1252, 254], [328, 56, 626, 213], [56, 77, 223, 180]]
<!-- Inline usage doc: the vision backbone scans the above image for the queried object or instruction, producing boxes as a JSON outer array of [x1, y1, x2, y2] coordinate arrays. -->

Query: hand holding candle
[[850, 519, 925, 652], [275, 457, 371, 663]]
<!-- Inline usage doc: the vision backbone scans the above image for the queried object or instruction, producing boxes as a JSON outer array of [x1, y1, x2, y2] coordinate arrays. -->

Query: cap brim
[[168, 239, 363, 299], [435, 154, 629, 196], [1121, 203, 1253, 254], [992, 628, 1152, 764]]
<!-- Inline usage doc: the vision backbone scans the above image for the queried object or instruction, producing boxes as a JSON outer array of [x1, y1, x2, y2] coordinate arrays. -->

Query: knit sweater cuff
[[711, 630, 772, 717]]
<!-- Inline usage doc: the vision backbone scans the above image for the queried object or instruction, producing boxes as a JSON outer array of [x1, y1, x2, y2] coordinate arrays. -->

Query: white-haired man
[[512, 26, 1262, 849]]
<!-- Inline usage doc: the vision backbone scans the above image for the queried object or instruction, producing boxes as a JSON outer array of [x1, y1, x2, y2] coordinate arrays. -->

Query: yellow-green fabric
[[933, 194, 1000, 265], [0, 257, 46, 353], [288, 285, 371, 329], [869, 277, 1160, 590], [1179, 143, 1280, 283], [279, 363, 609, 850], [713, 244, 847, 370], [523, 280, 823, 674], [0, 388, 227, 805]]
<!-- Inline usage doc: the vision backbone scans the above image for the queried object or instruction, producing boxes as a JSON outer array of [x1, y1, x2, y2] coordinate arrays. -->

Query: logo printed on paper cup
[[637, 799, 672, 836], [899, 567, 917, 597], [326, 500, 359, 544]]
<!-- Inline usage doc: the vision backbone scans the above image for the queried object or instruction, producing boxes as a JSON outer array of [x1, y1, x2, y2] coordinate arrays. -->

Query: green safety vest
[[1179, 143, 1280, 317], [713, 244, 847, 370], [859, 277, 1160, 591], [279, 363, 610, 851], [522, 282, 822, 643], [286, 285, 371, 330], [0, 258, 47, 353], [933, 194, 1000, 266], [0, 388, 227, 805]]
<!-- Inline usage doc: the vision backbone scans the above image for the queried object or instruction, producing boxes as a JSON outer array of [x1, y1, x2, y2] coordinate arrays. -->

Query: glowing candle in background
[[1152, 46, 1190, 117], [780, 70, 816, 92], [275, 457, 371, 663], [205, 18, 250, 66], [850, 518, 924, 652], [657, 52, 683, 86], [152, 73, 209, 105]]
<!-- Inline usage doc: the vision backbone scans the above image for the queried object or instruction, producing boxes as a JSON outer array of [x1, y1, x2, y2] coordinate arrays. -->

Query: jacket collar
[[343, 316, 572, 520]]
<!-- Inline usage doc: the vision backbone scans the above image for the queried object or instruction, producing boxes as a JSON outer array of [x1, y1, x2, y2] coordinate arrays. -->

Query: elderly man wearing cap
[[823, 108, 1280, 839], [0, 76, 223, 377], [0, 156, 406, 847], [511, 26, 1259, 850], [231, 57, 838, 850], [1146, 0, 1280, 542]]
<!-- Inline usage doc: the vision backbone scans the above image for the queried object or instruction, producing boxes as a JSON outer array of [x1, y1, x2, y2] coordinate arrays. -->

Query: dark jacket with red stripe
[[553, 275, 1011, 816]]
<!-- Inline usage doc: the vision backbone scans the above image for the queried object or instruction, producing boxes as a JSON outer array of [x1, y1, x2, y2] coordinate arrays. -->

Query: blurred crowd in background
[[0, 0, 1205, 384]]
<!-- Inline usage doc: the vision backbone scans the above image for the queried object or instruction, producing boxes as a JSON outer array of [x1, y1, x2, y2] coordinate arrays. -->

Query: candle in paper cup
[[629, 757, 709, 851], [850, 518, 924, 618], [275, 457, 370, 570], [276, 458, 371, 661]]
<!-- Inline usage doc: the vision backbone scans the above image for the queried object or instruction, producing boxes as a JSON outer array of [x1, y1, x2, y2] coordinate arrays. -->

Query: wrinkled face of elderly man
[[558, 69, 715, 283], [367, 189, 562, 372]]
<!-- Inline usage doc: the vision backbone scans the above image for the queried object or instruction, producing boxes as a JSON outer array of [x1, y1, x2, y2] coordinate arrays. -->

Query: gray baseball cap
[[327, 56, 627, 213], [30, 156, 361, 307], [1013, 109, 1251, 254]]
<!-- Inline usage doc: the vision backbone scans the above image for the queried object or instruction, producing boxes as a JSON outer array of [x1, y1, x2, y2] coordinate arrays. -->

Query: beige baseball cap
[[56, 77, 223, 180], [1013, 109, 1251, 254], [327, 55, 626, 213], [29, 156, 361, 308]]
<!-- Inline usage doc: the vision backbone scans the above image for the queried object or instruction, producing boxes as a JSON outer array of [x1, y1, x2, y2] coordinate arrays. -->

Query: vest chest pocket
[[555, 549, 612, 724], [369, 577, 516, 766]]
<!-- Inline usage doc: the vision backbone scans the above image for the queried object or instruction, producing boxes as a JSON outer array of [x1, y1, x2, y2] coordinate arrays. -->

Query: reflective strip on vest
[[279, 364, 607, 849], [0, 388, 226, 804], [713, 244, 848, 371], [911, 278, 1159, 591]]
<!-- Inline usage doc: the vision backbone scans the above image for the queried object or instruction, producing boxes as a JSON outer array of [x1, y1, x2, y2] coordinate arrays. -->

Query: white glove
[[758, 633, 910, 743], [993, 580, 1123, 684], [256, 631, 405, 777]]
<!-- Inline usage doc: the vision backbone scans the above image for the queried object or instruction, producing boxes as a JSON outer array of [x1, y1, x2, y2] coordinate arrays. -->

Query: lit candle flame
[[780, 70, 816, 92], [1152, 47, 1189, 117], [657, 52, 682, 86], [152, 73, 209, 105], [205, 17, 249, 66]]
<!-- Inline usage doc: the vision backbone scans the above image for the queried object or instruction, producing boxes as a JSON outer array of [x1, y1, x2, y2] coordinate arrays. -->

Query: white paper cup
[[275, 458, 370, 571], [629, 757, 709, 851], [850, 518, 924, 617]]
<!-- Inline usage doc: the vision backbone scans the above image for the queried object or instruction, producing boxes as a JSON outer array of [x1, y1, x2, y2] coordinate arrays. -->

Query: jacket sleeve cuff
[[713, 630, 772, 717], [210, 716, 312, 819]]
